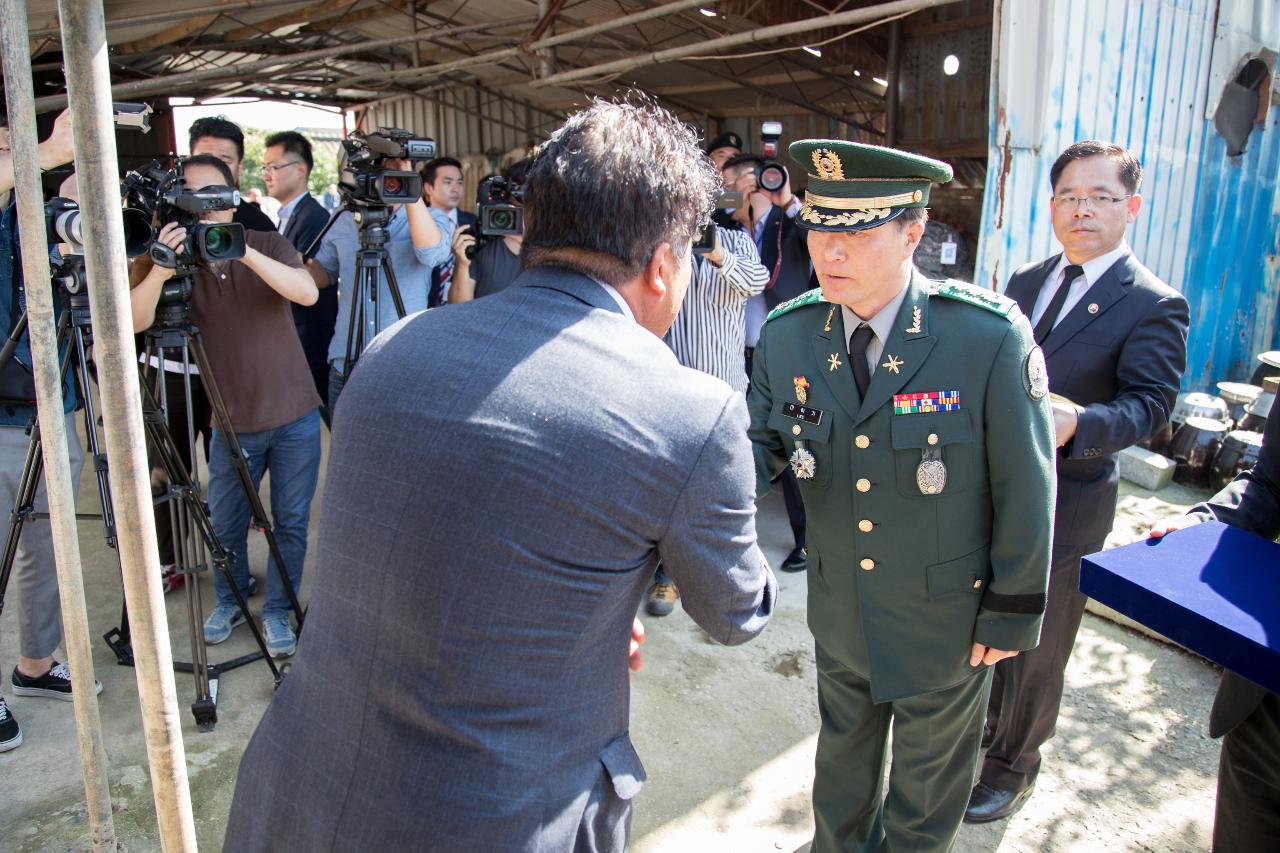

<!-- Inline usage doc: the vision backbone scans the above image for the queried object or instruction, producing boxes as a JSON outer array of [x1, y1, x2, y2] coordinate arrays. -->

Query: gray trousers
[[1, 411, 85, 659]]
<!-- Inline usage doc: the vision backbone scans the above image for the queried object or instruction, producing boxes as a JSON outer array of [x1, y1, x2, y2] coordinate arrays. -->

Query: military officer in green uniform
[[747, 140, 1056, 852]]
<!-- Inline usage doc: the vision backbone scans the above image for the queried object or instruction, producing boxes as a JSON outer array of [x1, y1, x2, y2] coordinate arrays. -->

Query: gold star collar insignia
[[827, 353, 843, 372], [881, 354, 903, 374]]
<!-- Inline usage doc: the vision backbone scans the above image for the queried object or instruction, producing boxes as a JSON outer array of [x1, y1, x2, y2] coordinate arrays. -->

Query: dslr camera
[[123, 158, 246, 270], [693, 192, 744, 255], [756, 120, 789, 193], [340, 128, 437, 206]]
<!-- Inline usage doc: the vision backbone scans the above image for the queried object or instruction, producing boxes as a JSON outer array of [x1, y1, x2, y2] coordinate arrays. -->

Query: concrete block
[[1119, 445, 1176, 491]]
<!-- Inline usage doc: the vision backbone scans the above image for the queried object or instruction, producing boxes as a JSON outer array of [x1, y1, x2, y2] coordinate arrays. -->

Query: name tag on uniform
[[783, 403, 824, 425], [893, 391, 960, 415]]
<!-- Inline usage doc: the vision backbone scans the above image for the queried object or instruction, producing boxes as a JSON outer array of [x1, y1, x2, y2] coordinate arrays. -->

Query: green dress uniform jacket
[[748, 272, 1057, 703]]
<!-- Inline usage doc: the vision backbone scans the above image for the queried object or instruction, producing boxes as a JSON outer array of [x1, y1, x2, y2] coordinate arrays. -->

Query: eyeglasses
[[261, 160, 304, 175], [1052, 193, 1131, 209]]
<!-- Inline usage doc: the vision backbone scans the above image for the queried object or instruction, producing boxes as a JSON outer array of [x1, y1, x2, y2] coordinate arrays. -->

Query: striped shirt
[[666, 226, 768, 393]]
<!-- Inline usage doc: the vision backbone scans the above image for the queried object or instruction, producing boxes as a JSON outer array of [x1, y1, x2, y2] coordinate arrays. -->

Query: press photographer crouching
[[128, 154, 321, 659], [448, 158, 531, 302]]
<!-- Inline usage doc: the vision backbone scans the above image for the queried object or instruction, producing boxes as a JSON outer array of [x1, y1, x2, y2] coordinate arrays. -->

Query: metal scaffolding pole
[[529, 0, 961, 88], [0, 2, 117, 849], [55, 1, 198, 850]]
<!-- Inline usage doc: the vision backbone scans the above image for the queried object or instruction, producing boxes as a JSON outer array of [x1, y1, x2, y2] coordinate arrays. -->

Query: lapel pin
[[823, 306, 835, 333], [881, 354, 903, 374], [1087, 302, 1099, 314], [905, 305, 922, 334], [793, 375, 811, 404], [827, 353, 843, 372]]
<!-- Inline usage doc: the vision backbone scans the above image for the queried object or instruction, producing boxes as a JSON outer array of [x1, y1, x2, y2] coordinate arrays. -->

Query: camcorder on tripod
[[0, 152, 305, 730], [307, 127, 437, 374]]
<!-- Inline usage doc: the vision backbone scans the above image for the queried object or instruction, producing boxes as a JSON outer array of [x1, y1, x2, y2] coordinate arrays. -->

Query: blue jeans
[[208, 409, 321, 620]]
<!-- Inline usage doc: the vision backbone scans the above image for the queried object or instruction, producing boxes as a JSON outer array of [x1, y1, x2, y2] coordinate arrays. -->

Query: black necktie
[[848, 323, 874, 398], [1033, 264, 1084, 344]]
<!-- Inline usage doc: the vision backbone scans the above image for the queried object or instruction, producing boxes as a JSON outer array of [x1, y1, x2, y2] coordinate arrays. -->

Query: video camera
[[693, 191, 744, 255], [756, 120, 788, 193], [44, 196, 153, 260], [476, 175, 523, 238], [122, 158, 246, 271], [340, 128, 437, 206]]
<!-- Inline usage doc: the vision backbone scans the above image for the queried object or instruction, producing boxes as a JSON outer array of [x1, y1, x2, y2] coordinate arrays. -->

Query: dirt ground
[[0, 424, 1225, 852]]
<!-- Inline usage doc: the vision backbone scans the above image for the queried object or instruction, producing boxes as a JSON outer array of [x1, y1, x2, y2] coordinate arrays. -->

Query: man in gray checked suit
[[225, 101, 777, 853]]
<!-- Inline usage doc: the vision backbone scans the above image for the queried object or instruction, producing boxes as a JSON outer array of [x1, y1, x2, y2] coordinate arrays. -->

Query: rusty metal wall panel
[[977, 0, 1280, 391]]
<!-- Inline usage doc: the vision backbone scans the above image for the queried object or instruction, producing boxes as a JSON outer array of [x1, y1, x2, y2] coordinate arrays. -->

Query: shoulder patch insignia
[[766, 287, 826, 322], [1024, 346, 1049, 401], [934, 280, 1017, 319]]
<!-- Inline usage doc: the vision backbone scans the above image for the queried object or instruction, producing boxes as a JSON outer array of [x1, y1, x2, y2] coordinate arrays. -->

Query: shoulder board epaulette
[[765, 287, 826, 322], [933, 280, 1018, 319]]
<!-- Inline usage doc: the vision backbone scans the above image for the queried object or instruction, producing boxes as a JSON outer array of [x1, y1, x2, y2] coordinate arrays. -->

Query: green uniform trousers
[[813, 644, 992, 853]]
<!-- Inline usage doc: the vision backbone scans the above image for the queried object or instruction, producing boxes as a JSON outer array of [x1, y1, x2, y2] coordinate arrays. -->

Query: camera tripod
[[0, 257, 303, 730], [0, 259, 118, 622], [306, 203, 407, 376], [107, 271, 307, 730]]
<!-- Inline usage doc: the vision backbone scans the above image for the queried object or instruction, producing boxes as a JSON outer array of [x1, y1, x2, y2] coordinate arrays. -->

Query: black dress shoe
[[780, 547, 807, 573], [963, 782, 1033, 823]]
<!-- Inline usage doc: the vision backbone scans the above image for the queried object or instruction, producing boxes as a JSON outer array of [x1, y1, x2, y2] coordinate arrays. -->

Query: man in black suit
[[188, 117, 277, 234], [966, 140, 1189, 822], [1150, 398, 1280, 850], [720, 152, 814, 574], [263, 131, 347, 420], [423, 157, 477, 308]]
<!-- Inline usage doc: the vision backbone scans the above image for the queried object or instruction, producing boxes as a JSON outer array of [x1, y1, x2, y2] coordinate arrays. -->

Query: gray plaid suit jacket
[[225, 266, 777, 853]]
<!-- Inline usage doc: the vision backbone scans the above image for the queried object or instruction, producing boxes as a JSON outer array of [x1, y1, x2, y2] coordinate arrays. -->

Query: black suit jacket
[[1189, 406, 1280, 737], [1005, 250, 1189, 546], [427, 210, 477, 308], [281, 193, 339, 374], [757, 204, 815, 309]]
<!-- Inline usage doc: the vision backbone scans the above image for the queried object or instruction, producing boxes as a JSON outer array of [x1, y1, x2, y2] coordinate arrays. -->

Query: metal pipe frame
[[56, 0, 198, 849], [0, 1, 117, 849]]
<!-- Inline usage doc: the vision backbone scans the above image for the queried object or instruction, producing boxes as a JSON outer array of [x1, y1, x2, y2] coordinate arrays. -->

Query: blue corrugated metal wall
[[976, 0, 1280, 391], [1181, 108, 1280, 389]]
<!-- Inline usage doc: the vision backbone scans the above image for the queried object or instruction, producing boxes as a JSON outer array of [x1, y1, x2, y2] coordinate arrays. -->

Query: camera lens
[[491, 210, 514, 230], [384, 176, 403, 194], [204, 225, 232, 256], [760, 164, 787, 193]]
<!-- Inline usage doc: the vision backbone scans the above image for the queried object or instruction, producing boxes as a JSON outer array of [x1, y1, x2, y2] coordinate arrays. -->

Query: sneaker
[[203, 603, 247, 645], [160, 563, 185, 594], [11, 660, 103, 701], [261, 616, 297, 658], [645, 581, 679, 617], [0, 696, 21, 752]]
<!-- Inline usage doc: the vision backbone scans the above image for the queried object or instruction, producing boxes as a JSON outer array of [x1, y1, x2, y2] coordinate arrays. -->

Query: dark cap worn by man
[[747, 139, 1055, 852], [225, 101, 777, 853]]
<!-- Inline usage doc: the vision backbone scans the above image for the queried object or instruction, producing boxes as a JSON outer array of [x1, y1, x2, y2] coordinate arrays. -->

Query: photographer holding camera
[[326, 152, 452, 411], [719, 150, 814, 576], [0, 104, 98, 753], [129, 154, 321, 659], [449, 159, 531, 303]]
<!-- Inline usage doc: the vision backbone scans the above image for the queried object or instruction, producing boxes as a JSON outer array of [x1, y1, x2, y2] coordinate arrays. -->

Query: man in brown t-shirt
[[131, 154, 321, 658]]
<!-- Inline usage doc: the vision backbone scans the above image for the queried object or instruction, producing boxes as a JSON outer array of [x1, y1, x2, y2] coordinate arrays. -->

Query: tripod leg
[[382, 252, 407, 320], [72, 324, 116, 549], [188, 337, 307, 626], [0, 426, 44, 619]]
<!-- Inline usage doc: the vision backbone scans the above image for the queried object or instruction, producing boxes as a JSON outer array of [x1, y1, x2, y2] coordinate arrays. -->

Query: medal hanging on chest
[[790, 440, 816, 480], [916, 447, 947, 495]]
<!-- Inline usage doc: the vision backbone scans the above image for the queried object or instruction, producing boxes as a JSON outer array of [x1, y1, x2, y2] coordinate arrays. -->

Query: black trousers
[[981, 537, 1104, 792], [1214, 691, 1280, 851], [146, 368, 213, 566]]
